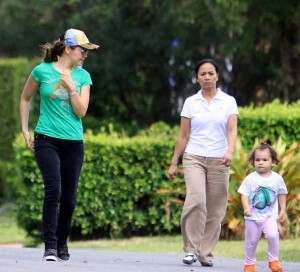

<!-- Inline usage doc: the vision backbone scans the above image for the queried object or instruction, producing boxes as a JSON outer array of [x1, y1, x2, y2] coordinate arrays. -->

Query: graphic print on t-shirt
[[252, 186, 276, 210], [50, 82, 71, 111], [51, 82, 69, 99]]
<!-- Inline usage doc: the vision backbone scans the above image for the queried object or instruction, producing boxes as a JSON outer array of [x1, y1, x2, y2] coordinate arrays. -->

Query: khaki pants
[[181, 153, 230, 262]]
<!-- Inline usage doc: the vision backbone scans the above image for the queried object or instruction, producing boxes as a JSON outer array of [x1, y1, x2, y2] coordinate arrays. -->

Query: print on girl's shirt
[[252, 186, 276, 211]]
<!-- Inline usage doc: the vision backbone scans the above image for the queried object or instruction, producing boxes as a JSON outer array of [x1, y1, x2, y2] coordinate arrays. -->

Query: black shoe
[[43, 249, 58, 261], [200, 261, 213, 267], [57, 244, 70, 261]]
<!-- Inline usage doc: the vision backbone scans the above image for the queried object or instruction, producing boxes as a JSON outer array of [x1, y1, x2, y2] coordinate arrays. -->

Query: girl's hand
[[244, 208, 252, 217], [22, 131, 34, 152], [278, 210, 287, 222]]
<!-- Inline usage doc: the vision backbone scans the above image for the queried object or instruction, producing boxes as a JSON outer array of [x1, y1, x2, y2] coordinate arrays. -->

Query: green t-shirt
[[32, 62, 92, 140]]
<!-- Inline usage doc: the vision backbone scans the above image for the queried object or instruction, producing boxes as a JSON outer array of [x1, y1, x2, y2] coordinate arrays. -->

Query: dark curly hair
[[248, 139, 280, 166]]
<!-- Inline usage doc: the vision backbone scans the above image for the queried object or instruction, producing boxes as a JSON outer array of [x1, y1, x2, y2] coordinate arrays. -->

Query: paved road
[[1, 248, 300, 272]]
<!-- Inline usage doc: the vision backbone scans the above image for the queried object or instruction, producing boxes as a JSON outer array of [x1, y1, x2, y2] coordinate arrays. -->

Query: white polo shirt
[[181, 88, 238, 158]]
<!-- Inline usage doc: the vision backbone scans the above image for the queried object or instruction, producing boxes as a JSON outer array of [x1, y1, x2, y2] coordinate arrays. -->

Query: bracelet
[[69, 90, 77, 97]]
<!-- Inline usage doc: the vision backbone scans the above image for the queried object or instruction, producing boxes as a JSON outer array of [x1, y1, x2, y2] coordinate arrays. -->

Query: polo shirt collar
[[195, 88, 224, 100]]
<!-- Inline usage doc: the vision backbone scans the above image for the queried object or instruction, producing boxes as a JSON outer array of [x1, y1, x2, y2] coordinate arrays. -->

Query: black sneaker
[[200, 261, 213, 267], [57, 244, 70, 261], [43, 249, 58, 261]]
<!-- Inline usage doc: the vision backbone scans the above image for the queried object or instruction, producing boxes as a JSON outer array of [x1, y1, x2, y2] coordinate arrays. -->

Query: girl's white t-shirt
[[238, 171, 288, 221]]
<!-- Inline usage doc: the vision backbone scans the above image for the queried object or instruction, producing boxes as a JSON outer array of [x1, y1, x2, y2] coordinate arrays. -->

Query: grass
[[0, 202, 26, 244], [1, 203, 299, 262]]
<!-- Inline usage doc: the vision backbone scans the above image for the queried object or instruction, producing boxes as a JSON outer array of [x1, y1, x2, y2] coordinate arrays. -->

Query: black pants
[[34, 133, 84, 250]]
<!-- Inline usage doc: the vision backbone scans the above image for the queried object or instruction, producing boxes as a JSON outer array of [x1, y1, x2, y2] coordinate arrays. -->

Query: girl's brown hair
[[248, 139, 280, 166]]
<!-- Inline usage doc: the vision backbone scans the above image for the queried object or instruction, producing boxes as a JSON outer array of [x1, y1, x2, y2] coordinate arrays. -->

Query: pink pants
[[244, 217, 279, 265]]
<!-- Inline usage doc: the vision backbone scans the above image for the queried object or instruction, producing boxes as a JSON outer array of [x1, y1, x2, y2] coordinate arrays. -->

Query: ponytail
[[42, 39, 65, 63]]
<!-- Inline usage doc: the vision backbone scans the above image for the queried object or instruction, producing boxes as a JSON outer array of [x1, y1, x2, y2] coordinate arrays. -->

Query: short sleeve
[[278, 176, 288, 195], [238, 178, 250, 196], [181, 98, 191, 118], [229, 96, 239, 116], [31, 64, 43, 83], [80, 69, 92, 86]]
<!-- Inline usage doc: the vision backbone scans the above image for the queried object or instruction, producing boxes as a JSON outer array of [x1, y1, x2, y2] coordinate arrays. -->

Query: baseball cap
[[63, 28, 99, 50]]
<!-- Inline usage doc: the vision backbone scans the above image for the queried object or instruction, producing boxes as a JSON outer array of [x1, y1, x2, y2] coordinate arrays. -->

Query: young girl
[[238, 139, 288, 272]]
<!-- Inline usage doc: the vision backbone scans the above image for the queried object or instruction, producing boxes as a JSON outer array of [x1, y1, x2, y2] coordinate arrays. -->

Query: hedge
[[12, 131, 300, 242], [12, 132, 182, 240], [4, 70, 300, 240], [0, 58, 38, 160], [238, 99, 300, 150], [0, 58, 38, 201]]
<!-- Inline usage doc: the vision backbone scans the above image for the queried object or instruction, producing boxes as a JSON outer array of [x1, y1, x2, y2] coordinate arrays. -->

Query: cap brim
[[80, 43, 100, 51]]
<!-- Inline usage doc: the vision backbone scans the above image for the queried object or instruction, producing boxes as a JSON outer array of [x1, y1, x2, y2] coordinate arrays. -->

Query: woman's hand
[[22, 131, 34, 152], [168, 163, 178, 179], [20, 75, 38, 152], [223, 150, 233, 166], [61, 70, 76, 93], [60, 70, 90, 118]]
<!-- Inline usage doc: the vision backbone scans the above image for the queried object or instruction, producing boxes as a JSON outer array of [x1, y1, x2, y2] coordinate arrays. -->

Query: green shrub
[[0, 58, 39, 160], [13, 131, 300, 241], [12, 132, 182, 241], [0, 58, 39, 202], [9, 99, 300, 241], [239, 99, 300, 150], [82, 100, 300, 152]]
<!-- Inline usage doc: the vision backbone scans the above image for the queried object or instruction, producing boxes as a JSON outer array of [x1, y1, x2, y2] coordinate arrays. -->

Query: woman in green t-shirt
[[19, 29, 99, 262]]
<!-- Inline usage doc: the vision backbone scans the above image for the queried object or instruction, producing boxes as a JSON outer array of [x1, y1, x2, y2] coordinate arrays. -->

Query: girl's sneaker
[[182, 253, 197, 265], [244, 264, 258, 272], [269, 261, 282, 272]]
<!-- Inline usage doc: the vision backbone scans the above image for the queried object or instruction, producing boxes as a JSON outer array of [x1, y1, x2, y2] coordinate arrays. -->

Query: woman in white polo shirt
[[168, 59, 238, 267]]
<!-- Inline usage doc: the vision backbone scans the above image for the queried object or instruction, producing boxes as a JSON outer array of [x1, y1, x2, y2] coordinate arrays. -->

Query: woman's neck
[[53, 58, 75, 73], [201, 87, 218, 102]]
